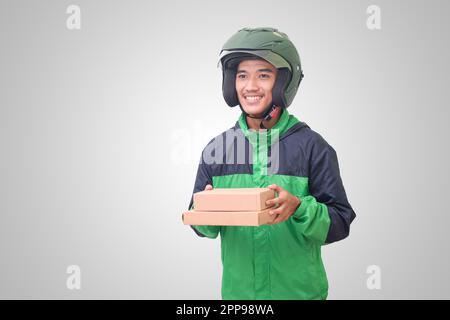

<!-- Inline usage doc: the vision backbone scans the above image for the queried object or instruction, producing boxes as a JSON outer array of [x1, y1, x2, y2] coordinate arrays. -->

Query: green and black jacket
[[188, 108, 356, 300]]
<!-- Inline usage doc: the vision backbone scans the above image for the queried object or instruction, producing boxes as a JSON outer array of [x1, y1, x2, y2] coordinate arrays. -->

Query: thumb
[[205, 184, 213, 191]]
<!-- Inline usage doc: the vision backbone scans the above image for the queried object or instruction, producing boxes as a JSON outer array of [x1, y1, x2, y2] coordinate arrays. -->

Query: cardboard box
[[182, 207, 274, 226], [193, 188, 275, 212]]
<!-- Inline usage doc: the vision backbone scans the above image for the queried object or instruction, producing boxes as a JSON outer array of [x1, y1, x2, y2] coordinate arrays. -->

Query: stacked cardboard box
[[182, 188, 276, 226]]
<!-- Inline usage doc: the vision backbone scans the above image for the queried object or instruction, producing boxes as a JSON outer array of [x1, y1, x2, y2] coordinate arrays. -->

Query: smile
[[244, 95, 263, 101]]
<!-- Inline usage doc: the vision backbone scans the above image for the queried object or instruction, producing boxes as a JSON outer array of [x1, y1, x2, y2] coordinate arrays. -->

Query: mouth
[[244, 95, 264, 103]]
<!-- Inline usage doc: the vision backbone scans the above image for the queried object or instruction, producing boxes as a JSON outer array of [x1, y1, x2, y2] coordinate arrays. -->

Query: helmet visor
[[217, 49, 291, 71]]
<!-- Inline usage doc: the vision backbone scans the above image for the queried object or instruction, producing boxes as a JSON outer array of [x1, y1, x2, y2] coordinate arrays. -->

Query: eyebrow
[[236, 68, 274, 74]]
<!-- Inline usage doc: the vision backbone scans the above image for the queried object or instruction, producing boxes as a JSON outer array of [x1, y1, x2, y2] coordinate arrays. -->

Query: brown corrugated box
[[193, 187, 275, 211], [182, 188, 276, 226]]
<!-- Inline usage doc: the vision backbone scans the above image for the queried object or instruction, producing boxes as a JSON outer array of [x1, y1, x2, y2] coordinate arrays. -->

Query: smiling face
[[235, 58, 278, 117]]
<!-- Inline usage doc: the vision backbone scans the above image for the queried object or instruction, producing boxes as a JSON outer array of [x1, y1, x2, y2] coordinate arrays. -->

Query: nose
[[244, 74, 259, 91]]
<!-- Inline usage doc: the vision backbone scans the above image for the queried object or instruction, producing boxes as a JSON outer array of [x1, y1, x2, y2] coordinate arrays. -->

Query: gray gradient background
[[1, 0, 449, 299]]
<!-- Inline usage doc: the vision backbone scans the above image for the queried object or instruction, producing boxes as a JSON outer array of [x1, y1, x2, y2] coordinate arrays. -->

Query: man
[[188, 27, 356, 300]]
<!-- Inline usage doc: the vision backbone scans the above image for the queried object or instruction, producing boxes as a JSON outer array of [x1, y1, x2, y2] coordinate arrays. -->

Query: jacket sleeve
[[187, 157, 220, 239], [292, 134, 356, 245]]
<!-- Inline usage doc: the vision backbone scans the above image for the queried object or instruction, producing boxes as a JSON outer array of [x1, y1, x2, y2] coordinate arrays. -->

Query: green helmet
[[218, 27, 304, 116]]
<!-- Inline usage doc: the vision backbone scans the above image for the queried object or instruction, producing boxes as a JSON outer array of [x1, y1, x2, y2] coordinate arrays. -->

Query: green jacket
[[188, 109, 356, 299]]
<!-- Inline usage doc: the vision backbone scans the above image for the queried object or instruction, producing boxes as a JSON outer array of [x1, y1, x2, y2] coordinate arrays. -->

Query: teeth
[[245, 96, 262, 101]]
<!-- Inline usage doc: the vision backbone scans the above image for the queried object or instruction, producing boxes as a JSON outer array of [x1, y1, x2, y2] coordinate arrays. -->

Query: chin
[[244, 110, 264, 118], [241, 104, 266, 117]]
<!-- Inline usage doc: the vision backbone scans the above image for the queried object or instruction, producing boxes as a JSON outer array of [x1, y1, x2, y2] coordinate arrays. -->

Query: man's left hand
[[265, 184, 301, 225]]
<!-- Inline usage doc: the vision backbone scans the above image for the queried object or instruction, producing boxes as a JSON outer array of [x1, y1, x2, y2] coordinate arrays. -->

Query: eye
[[260, 74, 270, 79], [237, 74, 246, 79]]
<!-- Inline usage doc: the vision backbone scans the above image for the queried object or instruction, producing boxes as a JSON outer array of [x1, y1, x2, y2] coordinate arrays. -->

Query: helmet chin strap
[[238, 102, 278, 129]]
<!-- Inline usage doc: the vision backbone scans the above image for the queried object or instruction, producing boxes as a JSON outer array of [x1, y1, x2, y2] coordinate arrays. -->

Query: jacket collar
[[236, 108, 300, 139]]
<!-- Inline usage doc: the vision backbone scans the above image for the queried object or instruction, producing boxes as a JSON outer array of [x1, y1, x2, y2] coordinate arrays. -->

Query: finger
[[268, 207, 284, 216], [204, 184, 213, 191], [265, 197, 283, 207], [273, 214, 288, 224], [266, 214, 278, 225], [270, 202, 289, 216], [272, 217, 282, 224], [267, 184, 282, 192]]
